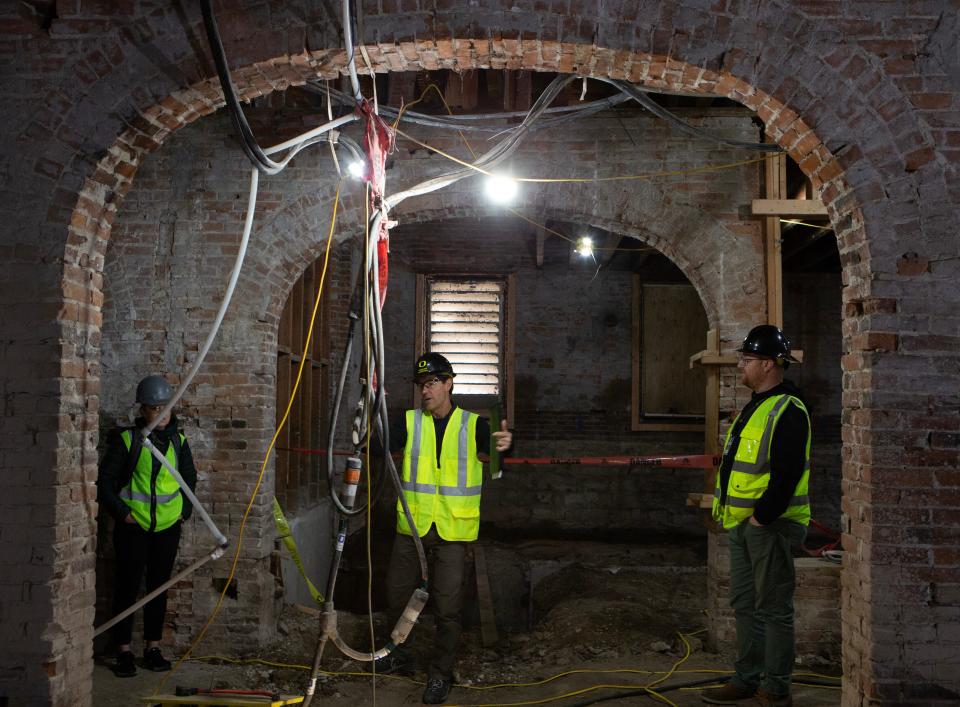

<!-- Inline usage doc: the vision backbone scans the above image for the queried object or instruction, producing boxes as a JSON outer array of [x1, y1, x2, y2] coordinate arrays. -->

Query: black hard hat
[[413, 353, 455, 380], [737, 325, 799, 364], [136, 375, 174, 406]]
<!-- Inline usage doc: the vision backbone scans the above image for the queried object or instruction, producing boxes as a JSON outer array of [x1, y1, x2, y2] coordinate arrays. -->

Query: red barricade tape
[[276, 447, 720, 469]]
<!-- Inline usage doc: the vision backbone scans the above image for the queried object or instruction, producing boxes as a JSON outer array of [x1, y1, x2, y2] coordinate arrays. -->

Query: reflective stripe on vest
[[397, 408, 483, 541], [712, 394, 811, 529], [119, 429, 185, 532]]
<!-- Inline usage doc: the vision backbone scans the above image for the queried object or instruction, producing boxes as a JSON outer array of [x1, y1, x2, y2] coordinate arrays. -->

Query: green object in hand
[[489, 402, 502, 479]]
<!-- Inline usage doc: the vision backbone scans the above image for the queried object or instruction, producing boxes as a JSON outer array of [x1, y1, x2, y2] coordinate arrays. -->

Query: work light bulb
[[348, 160, 366, 180], [484, 174, 518, 205], [576, 236, 594, 257]]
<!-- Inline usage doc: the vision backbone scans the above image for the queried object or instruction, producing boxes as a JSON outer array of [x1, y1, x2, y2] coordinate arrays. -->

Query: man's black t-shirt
[[387, 405, 496, 464]]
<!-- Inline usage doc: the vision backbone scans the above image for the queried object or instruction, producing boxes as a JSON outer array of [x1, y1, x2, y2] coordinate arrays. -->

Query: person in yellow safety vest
[[96, 375, 197, 678], [372, 352, 512, 705], [702, 326, 811, 707]]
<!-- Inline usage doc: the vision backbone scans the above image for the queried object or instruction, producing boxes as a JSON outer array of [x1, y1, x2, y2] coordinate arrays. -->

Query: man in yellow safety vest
[[702, 325, 811, 707], [374, 353, 512, 705], [97, 375, 197, 678]]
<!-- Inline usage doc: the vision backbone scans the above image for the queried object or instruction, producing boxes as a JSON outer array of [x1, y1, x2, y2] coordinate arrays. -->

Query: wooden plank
[[414, 274, 426, 407], [291, 275, 304, 357], [473, 544, 499, 647], [703, 329, 721, 489], [505, 274, 516, 425], [641, 284, 707, 417], [763, 144, 786, 328], [633, 422, 704, 432], [690, 352, 739, 368], [686, 492, 714, 509], [631, 274, 641, 431], [691, 351, 802, 367], [751, 199, 828, 217]]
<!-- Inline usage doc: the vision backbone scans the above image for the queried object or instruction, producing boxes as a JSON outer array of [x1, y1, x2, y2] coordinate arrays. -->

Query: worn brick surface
[[1, 1, 958, 704]]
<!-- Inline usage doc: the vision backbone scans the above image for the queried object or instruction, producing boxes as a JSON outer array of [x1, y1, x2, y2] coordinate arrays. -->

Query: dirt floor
[[93, 539, 842, 706]]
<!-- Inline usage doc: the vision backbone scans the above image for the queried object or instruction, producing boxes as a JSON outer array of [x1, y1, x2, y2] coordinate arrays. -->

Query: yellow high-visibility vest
[[119, 429, 185, 532], [397, 408, 483, 542], [712, 394, 811, 529]]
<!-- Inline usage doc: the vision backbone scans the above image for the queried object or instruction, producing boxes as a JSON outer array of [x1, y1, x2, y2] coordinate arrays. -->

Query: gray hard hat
[[136, 375, 174, 406]]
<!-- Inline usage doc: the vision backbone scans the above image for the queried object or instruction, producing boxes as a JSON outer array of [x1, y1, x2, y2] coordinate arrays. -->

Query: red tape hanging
[[357, 99, 395, 308]]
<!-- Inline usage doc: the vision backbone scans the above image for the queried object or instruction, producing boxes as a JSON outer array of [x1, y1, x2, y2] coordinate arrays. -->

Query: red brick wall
[[2, 2, 958, 704]]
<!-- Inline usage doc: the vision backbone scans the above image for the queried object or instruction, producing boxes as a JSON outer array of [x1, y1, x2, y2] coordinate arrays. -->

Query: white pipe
[[263, 113, 358, 156]]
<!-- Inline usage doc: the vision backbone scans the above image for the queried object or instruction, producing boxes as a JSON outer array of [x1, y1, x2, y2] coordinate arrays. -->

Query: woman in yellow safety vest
[[96, 375, 197, 678]]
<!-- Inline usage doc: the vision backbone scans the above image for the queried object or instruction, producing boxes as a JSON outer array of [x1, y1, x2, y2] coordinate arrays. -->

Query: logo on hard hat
[[417, 359, 429, 373]]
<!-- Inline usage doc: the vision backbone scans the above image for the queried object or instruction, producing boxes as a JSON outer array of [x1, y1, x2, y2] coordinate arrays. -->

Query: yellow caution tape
[[272, 497, 325, 605]]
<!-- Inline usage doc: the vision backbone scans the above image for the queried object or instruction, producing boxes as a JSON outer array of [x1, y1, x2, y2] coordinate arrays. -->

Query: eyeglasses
[[143, 404, 167, 413], [737, 354, 768, 365], [417, 377, 444, 390]]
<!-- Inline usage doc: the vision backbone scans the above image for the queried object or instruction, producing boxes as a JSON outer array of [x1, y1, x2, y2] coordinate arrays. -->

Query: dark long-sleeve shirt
[[97, 415, 198, 522], [717, 381, 810, 525]]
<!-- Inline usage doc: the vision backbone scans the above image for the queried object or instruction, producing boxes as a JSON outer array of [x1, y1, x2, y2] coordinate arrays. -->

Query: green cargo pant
[[385, 525, 466, 681], [728, 518, 807, 698]]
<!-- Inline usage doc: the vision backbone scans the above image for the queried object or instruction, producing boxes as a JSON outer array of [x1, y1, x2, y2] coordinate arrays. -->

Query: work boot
[[142, 646, 172, 672], [753, 688, 793, 706], [112, 650, 137, 678], [701, 681, 756, 704], [421, 676, 452, 704], [369, 651, 414, 676]]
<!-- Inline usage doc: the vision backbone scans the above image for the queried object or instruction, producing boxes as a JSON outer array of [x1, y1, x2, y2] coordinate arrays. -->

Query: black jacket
[[717, 381, 810, 525], [96, 415, 198, 523]]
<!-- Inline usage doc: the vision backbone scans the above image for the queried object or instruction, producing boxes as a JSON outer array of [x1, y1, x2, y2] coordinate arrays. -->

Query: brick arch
[[55, 23, 941, 707]]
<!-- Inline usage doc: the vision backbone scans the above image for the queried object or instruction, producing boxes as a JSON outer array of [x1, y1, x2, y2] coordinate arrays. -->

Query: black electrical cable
[[567, 674, 843, 707], [602, 78, 785, 153], [200, 0, 282, 174], [307, 83, 634, 133]]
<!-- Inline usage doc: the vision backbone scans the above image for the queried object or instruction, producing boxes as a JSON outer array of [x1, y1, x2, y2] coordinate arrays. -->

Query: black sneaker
[[368, 652, 414, 676], [422, 676, 452, 704], [142, 646, 172, 672], [112, 651, 137, 678]]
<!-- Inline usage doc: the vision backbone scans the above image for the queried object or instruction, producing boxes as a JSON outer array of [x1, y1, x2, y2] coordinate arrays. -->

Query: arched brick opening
[[65, 45, 856, 701], [31, 4, 947, 700]]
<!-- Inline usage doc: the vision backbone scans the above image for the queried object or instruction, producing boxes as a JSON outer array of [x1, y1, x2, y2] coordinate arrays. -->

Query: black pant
[[385, 526, 466, 681], [112, 520, 181, 646]]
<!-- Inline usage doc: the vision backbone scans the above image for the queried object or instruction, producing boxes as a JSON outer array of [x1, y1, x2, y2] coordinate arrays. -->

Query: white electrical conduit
[[93, 543, 226, 637]]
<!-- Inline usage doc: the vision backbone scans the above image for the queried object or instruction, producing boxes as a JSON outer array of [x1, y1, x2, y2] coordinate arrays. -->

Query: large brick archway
[[63, 43, 860, 703], [4, 3, 955, 705]]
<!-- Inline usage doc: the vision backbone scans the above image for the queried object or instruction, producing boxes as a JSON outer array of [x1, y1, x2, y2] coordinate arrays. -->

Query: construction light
[[348, 160, 366, 180], [576, 236, 594, 257], [484, 174, 518, 205]]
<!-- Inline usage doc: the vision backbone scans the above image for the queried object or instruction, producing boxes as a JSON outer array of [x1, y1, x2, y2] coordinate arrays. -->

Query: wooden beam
[[751, 199, 828, 217], [763, 145, 786, 327], [689, 351, 739, 369], [473, 545, 499, 647]]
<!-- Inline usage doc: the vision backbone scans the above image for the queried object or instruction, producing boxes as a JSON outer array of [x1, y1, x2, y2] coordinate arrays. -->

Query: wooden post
[[763, 138, 787, 327], [703, 328, 720, 497]]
